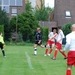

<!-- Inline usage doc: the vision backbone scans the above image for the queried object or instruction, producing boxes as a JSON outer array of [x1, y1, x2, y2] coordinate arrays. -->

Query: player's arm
[[63, 35, 70, 51], [61, 35, 70, 52], [38, 33, 42, 44], [58, 31, 65, 42], [49, 33, 57, 40]]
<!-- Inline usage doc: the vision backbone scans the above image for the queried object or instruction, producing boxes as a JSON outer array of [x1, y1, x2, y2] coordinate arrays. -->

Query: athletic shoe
[[64, 57, 67, 59], [51, 57, 56, 60], [4, 56, 6, 58], [44, 54, 47, 56], [48, 54, 50, 56]]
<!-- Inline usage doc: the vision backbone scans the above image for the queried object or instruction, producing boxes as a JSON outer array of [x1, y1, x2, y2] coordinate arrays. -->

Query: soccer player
[[44, 29, 57, 56], [52, 26, 67, 60], [0, 32, 6, 57], [62, 24, 75, 75], [34, 28, 44, 55]]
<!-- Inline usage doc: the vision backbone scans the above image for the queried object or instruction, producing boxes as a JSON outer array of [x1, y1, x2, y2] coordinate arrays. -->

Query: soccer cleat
[[51, 57, 56, 60], [64, 57, 67, 59], [44, 54, 47, 56], [4, 56, 6, 58], [44, 45, 46, 48], [48, 54, 50, 56]]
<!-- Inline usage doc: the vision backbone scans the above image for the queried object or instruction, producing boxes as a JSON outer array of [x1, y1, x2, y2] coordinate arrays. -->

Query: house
[[0, 0, 25, 18], [54, 0, 75, 26]]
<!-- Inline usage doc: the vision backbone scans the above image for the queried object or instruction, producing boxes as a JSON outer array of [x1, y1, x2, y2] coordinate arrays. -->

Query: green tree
[[62, 23, 73, 36], [10, 11, 39, 42], [26, 0, 33, 12], [0, 7, 10, 41], [33, 5, 54, 21]]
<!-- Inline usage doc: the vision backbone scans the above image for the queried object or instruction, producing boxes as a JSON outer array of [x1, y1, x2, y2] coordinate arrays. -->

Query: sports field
[[0, 45, 75, 75]]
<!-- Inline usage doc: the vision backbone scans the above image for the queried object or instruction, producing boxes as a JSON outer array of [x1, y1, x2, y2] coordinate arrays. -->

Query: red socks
[[60, 51, 67, 58], [49, 49, 52, 54], [66, 70, 71, 75], [53, 50, 58, 59], [45, 49, 48, 54]]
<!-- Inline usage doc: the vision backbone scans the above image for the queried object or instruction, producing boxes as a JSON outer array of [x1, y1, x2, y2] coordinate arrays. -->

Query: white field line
[[25, 52, 34, 69]]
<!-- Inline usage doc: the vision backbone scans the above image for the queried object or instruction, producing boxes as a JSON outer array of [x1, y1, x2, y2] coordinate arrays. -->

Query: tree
[[0, 7, 10, 41], [62, 23, 73, 36], [10, 11, 39, 42], [26, 0, 33, 12], [33, 2, 54, 21]]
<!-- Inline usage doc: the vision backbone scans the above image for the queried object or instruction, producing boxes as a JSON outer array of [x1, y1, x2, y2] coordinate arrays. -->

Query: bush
[[62, 23, 73, 36], [42, 27, 48, 42], [0, 25, 4, 37]]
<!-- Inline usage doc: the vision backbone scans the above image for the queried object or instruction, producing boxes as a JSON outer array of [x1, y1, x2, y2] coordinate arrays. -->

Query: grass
[[0, 45, 75, 75]]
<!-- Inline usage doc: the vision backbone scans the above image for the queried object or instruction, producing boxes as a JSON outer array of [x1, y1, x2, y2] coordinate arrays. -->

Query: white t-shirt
[[56, 30, 65, 44], [48, 32, 56, 42], [64, 32, 75, 51]]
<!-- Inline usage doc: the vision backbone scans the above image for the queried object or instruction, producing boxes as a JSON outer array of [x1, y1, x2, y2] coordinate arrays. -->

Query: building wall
[[54, 0, 75, 26], [0, 0, 25, 18], [39, 21, 57, 31]]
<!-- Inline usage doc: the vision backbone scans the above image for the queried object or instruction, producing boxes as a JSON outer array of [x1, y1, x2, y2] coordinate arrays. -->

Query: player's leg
[[52, 48, 58, 60], [59, 49, 67, 59], [0, 43, 6, 57], [48, 44, 55, 56], [40, 44, 45, 48], [44, 44, 49, 56], [66, 65, 72, 75], [34, 44, 37, 55]]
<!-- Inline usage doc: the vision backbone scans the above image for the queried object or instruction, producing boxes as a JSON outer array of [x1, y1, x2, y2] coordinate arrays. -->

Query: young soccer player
[[34, 28, 44, 55], [0, 32, 6, 57], [52, 26, 67, 60], [62, 24, 75, 75], [44, 29, 57, 56]]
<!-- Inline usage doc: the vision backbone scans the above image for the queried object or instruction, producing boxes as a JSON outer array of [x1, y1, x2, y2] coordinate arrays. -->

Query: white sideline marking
[[25, 52, 34, 69]]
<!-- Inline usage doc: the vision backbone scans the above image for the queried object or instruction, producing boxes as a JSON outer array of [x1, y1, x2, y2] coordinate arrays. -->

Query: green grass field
[[0, 45, 75, 75]]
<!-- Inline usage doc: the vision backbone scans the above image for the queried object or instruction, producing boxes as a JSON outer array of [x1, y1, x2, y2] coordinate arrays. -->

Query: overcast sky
[[45, 0, 54, 8]]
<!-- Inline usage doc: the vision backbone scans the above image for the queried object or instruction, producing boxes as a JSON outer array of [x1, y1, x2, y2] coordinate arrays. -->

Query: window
[[12, 8, 17, 13], [16, 0, 22, 6], [3, 0, 9, 5], [3, 6, 9, 13], [65, 11, 71, 18], [10, 0, 15, 6], [0, 0, 2, 5]]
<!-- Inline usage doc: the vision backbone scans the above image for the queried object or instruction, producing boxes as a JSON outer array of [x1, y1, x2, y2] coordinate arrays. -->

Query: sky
[[45, 0, 54, 8]]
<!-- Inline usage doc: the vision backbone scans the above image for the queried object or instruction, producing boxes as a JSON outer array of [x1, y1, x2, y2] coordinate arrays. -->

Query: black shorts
[[0, 42, 3, 49], [35, 41, 42, 45]]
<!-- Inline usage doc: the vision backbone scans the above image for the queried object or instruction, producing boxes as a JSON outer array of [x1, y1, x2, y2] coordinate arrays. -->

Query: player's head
[[0, 32, 2, 36], [58, 26, 61, 30], [57, 26, 62, 33], [71, 24, 75, 31], [53, 29, 57, 34], [37, 27, 41, 32]]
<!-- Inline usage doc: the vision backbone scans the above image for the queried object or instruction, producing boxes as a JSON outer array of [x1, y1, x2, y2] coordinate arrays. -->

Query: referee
[[34, 28, 44, 55], [0, 32, 6, 57]]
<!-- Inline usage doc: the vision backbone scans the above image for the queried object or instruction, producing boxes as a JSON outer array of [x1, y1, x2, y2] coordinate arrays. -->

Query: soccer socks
[[49, 49, 52, 54], [66, 70, 71, 75], [45, 49, 48, 54], [34, 48, 37, 55], [53, 50, 58, 59], [2, 50, 5, 56], [60, 51, 67, 58]]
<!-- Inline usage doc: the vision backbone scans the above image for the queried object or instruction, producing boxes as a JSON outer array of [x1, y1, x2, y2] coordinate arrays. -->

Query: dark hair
[[58, 26, 61, 29]]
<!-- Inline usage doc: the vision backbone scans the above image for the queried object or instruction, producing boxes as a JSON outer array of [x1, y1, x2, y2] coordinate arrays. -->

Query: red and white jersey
[[56, 30, 65, 44], [48, 32, 57, 42], [64, 32, 75, 51]]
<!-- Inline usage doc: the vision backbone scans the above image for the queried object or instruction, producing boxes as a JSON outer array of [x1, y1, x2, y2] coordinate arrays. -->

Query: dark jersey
[[35, 32, 42, 41]]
